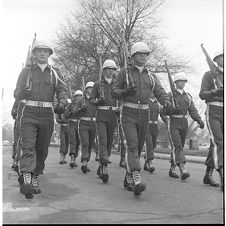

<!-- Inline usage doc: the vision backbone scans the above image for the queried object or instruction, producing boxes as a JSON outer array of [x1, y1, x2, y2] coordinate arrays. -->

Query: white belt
[[98, 106, 118, 111], [80, 117, 96, 121], [123, 102, 149, 110], [149, 120, 158, 124], [69, 119, 78, 122], [171, 115, 188, 119], [61, 124, 68, 126], [21, 99, 53, 108], [207, 101, 223, 107]]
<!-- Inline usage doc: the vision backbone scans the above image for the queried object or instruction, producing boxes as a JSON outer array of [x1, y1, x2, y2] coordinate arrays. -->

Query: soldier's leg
[[59, 126, 66, 164], [75, 128, 80, 158], [69, 122, 77, 157], [65, 129, 70, 156], [119, 123, 126, 168], [88, 124, 96, 162]]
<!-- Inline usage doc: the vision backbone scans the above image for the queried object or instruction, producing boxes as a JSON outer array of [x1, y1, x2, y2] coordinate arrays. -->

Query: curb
[[111, 150, 206, 164]]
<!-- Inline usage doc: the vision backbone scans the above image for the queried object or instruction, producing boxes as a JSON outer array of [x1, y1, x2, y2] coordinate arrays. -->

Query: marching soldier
[[118, 120, 126, 168], [199, 51, 223, 190], [112, 42, 176, 195], [166, 73, 204, 180], [90, 59, 118, 183], [64, 90, 82, 168], [56, 110, 70, 165], [143, 95, 166, 173], [77, 81, 97, 173], [14, 39, 68, 199]]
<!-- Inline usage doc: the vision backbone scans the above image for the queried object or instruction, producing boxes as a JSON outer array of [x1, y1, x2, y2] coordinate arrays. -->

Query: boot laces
[[132, 171, 141, 185], [32, 175, 39, 187], [23, 172, 31, 184], [126, 172, 133, 184]]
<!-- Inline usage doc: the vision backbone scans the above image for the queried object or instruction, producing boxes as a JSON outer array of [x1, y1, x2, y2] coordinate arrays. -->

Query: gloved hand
[[198, 119, 205, 129], [54, 102, 65, 114], [121, 85, 137, 97], [11, 108, 17, 120], [95, 98, 105, 106], [210, 88, 223, 97], [19, 87, 32, 99]]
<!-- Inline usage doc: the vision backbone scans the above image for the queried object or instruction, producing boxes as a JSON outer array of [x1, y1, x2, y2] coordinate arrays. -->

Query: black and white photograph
[[1, 0, 224, 224]]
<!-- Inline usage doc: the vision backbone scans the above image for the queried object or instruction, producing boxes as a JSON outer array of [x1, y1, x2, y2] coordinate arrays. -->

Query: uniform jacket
[[169, 90, 202, 122], [14, 64, 68, 104], [56, 113, 69, 125], [76, 93, 97, 118], [112, 66, 170, 106], [199, 70, 223, 103], [90, 78, 117, 107]]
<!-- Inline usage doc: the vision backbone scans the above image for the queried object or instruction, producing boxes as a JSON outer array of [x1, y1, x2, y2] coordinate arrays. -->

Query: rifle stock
[[121, 30, 135, 87], [164, 60, 180, 109], [201, 44, 223, 89], [81, 74, 87, 108]]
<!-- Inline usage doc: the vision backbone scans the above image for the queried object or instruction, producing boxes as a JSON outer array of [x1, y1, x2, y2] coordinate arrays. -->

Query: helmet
[[73, 90, 83, 97], [102, 60, 117, 70], [32, 39, 53, 55], [67, 98, 72, 104], [174, 72, 188, 83], [213, 50, 223, 61], [131, 42, 150, 56], [85, 81, 94, 89]]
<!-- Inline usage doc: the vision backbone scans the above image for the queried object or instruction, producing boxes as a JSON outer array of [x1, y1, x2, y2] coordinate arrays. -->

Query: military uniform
[[14, 61, 68, 198], [199, 69, 223, 188], [167, 89, 203, 180], [112, 65, 171, 194], [77, 91, 97, 173], [64, 99, 81, 168], [56, 113, 69, 164]]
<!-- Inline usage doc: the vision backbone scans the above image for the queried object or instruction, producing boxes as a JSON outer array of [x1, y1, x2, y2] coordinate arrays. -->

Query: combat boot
[[119, 157, 126, 168], [123, 172, 134, 191], [63, 154, 67, 164], [20, 172, 33, 199], [132, 171, 146, 196], [59, 153, 64, 164], [70, 155, 75, 168], [217, 167, 224, 192], [100, 165, 109, 183], [97, 165, 101, 177], [178, 163, 190, 180], [144, 160, 155, 173], [169, 164, 179, 178], [81, 160, 88, 174], [31, 174, 42, 194], [203, 166, 219, 187]]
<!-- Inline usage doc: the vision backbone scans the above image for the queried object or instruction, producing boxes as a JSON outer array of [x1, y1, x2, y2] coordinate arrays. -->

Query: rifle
[[81, 74, 87, 108], [68, 84, 72, 98], [164, 60, 180, 109], [121, 30, 135, 87], [201, 44, 223, 89], [99, 55, 105, 100], [25, 33, 37, 90]]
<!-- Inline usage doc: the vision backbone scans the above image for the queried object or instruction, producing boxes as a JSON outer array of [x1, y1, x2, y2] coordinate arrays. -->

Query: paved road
[[3, 146, 224, 224]]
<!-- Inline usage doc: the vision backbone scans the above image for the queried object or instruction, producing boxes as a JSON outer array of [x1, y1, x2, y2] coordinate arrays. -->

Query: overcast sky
[[0, 0, 223, 124]]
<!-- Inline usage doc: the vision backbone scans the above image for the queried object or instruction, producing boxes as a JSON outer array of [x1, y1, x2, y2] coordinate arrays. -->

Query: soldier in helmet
[[64, 90, 83, 168], [55, 99, 71, 165], [76, 81, 97, 173], [165, 73, 205, 180], [90, 59, 119, 183], [112, 42, 176, 196], [199, 51, 223, 191], [14, 39, 68, 199]]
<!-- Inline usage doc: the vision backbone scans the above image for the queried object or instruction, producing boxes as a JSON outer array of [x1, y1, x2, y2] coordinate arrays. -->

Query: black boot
[[70, 155, 75, 168], [31, 174, 42, 194], [100, 165, 109, 183], [144, 160, 155, 173], [203, 166, 219, 187], [20, 172, 33, 199], [169, 164, 179, 179], [97, 165, 101, 177], [178, 163, 190, 180], [81, 161, 88, 174], [132, 171, 146, 196], [123, 172, 134, 191]]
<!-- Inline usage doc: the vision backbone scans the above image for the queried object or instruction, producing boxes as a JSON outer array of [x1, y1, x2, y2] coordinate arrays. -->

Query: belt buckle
[[138, 103, 142, 110], [37, 101, 43, 107]]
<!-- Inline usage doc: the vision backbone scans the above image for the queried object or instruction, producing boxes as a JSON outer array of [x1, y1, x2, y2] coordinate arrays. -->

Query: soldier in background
[[90, 59, 118, 183], [56, 101, 70, 165], [14, 39, 68, 199], [64, 90, 82, 168], [199, 51, 223, 190], [166, 73, 204, 181]]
